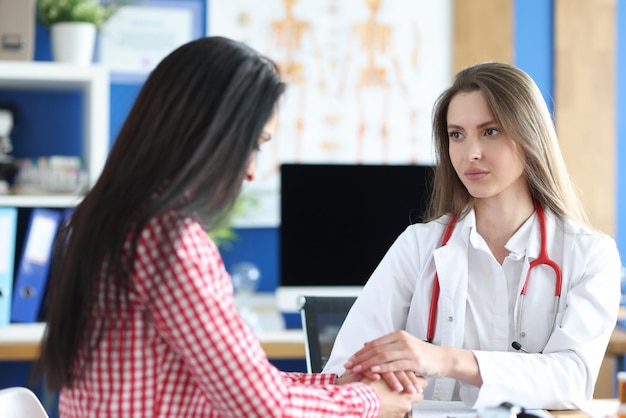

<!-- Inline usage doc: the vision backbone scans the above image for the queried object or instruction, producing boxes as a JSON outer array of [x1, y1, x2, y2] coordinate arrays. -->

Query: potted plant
[[35, 0, 123, 65], [209, 193, 259, 250]]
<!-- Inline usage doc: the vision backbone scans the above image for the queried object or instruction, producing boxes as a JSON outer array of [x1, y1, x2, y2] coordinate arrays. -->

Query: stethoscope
[[425, 202, 562, 353]]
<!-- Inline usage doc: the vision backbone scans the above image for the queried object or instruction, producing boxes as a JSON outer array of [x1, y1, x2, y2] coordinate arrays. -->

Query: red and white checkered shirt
[[59, 211, 381, 417]]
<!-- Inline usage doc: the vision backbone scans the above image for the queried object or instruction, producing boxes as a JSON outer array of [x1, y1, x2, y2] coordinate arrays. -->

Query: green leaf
[[36, 0, 139, 29], [207, 192, 259, 250]]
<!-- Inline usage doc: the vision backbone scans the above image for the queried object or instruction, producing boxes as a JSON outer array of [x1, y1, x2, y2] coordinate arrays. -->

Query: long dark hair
[[38, 36, 286, 390]]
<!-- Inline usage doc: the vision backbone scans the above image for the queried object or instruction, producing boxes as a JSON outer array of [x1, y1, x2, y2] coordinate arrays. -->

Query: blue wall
[[27, 0, 284, 293], [7, 0, 621, 294], [618, 0, 626, 260], [15, 0, 622, 293], [225, 0, 560, 294], [514, 0, 554, 110], [227, 0, 626, 291], [1, 0, 623, 413]]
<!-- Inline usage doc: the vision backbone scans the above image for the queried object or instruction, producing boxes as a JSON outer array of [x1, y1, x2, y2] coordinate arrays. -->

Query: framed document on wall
[[100, 0, 203, 83]]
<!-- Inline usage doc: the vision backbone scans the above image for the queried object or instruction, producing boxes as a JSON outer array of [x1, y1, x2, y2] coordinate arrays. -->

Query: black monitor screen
[[280, 164, 434, 288]]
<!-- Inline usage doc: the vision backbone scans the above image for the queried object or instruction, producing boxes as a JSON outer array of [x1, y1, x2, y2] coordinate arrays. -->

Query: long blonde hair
[[426, 61, 587, 225]]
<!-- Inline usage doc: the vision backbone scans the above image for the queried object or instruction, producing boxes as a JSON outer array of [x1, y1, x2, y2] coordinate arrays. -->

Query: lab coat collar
[[431, 213, 471, 348], [525, 208, 552, 262], [430, 206, 554, 279]]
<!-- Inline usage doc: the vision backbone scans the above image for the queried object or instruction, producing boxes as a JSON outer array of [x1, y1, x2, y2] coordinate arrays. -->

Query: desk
[[606, 326, 626, 369], [0, 323, 306, 361], [548, 399, 619, 418], [547, 411, 590, 418], [595, 327, 626, 398], [0, 294, 308, 361], [2, 323, 626, 373]]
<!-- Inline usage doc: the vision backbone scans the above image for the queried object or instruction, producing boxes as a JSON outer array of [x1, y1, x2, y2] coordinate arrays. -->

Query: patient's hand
[[364, 378, 424, 418], [335, 369, 362, 385]]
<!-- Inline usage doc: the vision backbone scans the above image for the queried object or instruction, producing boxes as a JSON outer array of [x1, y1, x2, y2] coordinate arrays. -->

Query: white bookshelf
[[0, 194, 83, 208], [0, 61, 109, 207]]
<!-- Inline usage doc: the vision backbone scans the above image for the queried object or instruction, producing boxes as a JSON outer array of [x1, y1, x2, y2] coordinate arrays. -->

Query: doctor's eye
[[448, 131, 464, 141], [484, 128, 501, 137]]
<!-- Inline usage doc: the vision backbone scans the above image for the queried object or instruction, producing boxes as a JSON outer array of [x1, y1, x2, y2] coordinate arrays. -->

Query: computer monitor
[[277, 163, 434, 312]]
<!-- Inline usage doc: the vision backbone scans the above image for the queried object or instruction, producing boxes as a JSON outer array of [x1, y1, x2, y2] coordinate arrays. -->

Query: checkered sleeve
[[282, 372, 337, 385], [133, 213, 381, 417]]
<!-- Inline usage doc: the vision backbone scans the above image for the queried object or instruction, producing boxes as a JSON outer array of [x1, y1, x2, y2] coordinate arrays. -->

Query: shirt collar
[[505, 211, 536, 261], [460, 207, 536, 261]]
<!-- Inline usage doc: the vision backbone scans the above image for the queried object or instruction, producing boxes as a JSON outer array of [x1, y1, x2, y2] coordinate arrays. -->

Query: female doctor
[[324, 62, 622, 410]]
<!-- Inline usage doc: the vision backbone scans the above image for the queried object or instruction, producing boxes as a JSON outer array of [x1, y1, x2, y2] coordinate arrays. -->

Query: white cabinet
[[0, 61, 109, 208]]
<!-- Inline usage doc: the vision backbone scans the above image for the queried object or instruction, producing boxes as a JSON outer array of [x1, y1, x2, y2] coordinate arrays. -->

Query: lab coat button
[[448, 316, 453, 322], [520, 331, 526, 338]]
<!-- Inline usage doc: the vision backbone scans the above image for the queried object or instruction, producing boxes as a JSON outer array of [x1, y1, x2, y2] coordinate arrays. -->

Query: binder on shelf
[[62, 207, 75, 223], [0, 207, 17, 326], [35, 207, 74, 321], [11, 208, 61, 323], [0, 0, 36, 61]]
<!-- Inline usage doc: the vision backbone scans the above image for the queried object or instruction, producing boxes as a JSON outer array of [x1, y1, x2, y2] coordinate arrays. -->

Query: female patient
[[324, 61, 621, 409], [38, 36, 423, 417]]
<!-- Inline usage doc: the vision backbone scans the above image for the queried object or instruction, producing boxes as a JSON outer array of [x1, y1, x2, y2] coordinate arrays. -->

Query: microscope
[[0, 106, 17, 194]]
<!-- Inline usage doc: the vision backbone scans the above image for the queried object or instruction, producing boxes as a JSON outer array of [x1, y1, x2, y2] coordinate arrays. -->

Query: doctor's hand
[[343, 330, 482, 389], [343, 331, 443, 383], [363, 378, 424, 418]]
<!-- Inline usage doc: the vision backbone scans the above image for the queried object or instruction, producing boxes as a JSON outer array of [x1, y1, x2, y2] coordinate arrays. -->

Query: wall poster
[[101, 0, 203, 83], [209, 0, 452, 226]]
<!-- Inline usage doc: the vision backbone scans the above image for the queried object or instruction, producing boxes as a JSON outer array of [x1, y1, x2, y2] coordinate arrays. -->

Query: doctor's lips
[[464, 169, 489, 181]]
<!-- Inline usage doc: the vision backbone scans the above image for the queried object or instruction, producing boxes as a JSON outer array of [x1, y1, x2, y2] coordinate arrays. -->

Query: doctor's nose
[[467, 139, 482, 161]]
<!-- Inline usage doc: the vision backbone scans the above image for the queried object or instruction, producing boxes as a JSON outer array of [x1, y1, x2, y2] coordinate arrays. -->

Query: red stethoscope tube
[[425, 202, 563, 351]]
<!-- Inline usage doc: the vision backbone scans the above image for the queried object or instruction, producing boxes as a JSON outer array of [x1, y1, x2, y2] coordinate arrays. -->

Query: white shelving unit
[[0, 61, 109, 208]]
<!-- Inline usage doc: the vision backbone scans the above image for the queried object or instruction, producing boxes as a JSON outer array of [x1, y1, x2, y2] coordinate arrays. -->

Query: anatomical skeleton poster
[[209, 0, 452, 226]]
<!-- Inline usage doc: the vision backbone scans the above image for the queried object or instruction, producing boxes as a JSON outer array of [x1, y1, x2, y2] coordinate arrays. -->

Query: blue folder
[[0, 207, 18, 326], [11, 208, 62, 323]]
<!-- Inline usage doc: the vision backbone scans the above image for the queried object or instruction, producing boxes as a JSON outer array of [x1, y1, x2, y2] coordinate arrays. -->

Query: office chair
[[0, 387, 49, 418], [299, 295, 357, 373]]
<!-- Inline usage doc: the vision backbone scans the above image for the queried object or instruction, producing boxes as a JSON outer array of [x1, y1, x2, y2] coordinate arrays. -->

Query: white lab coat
[[323, 209, 622, 410]]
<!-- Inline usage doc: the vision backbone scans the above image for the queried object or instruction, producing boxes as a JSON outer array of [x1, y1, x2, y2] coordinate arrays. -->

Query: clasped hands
[[337, 330, 449, 394]]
